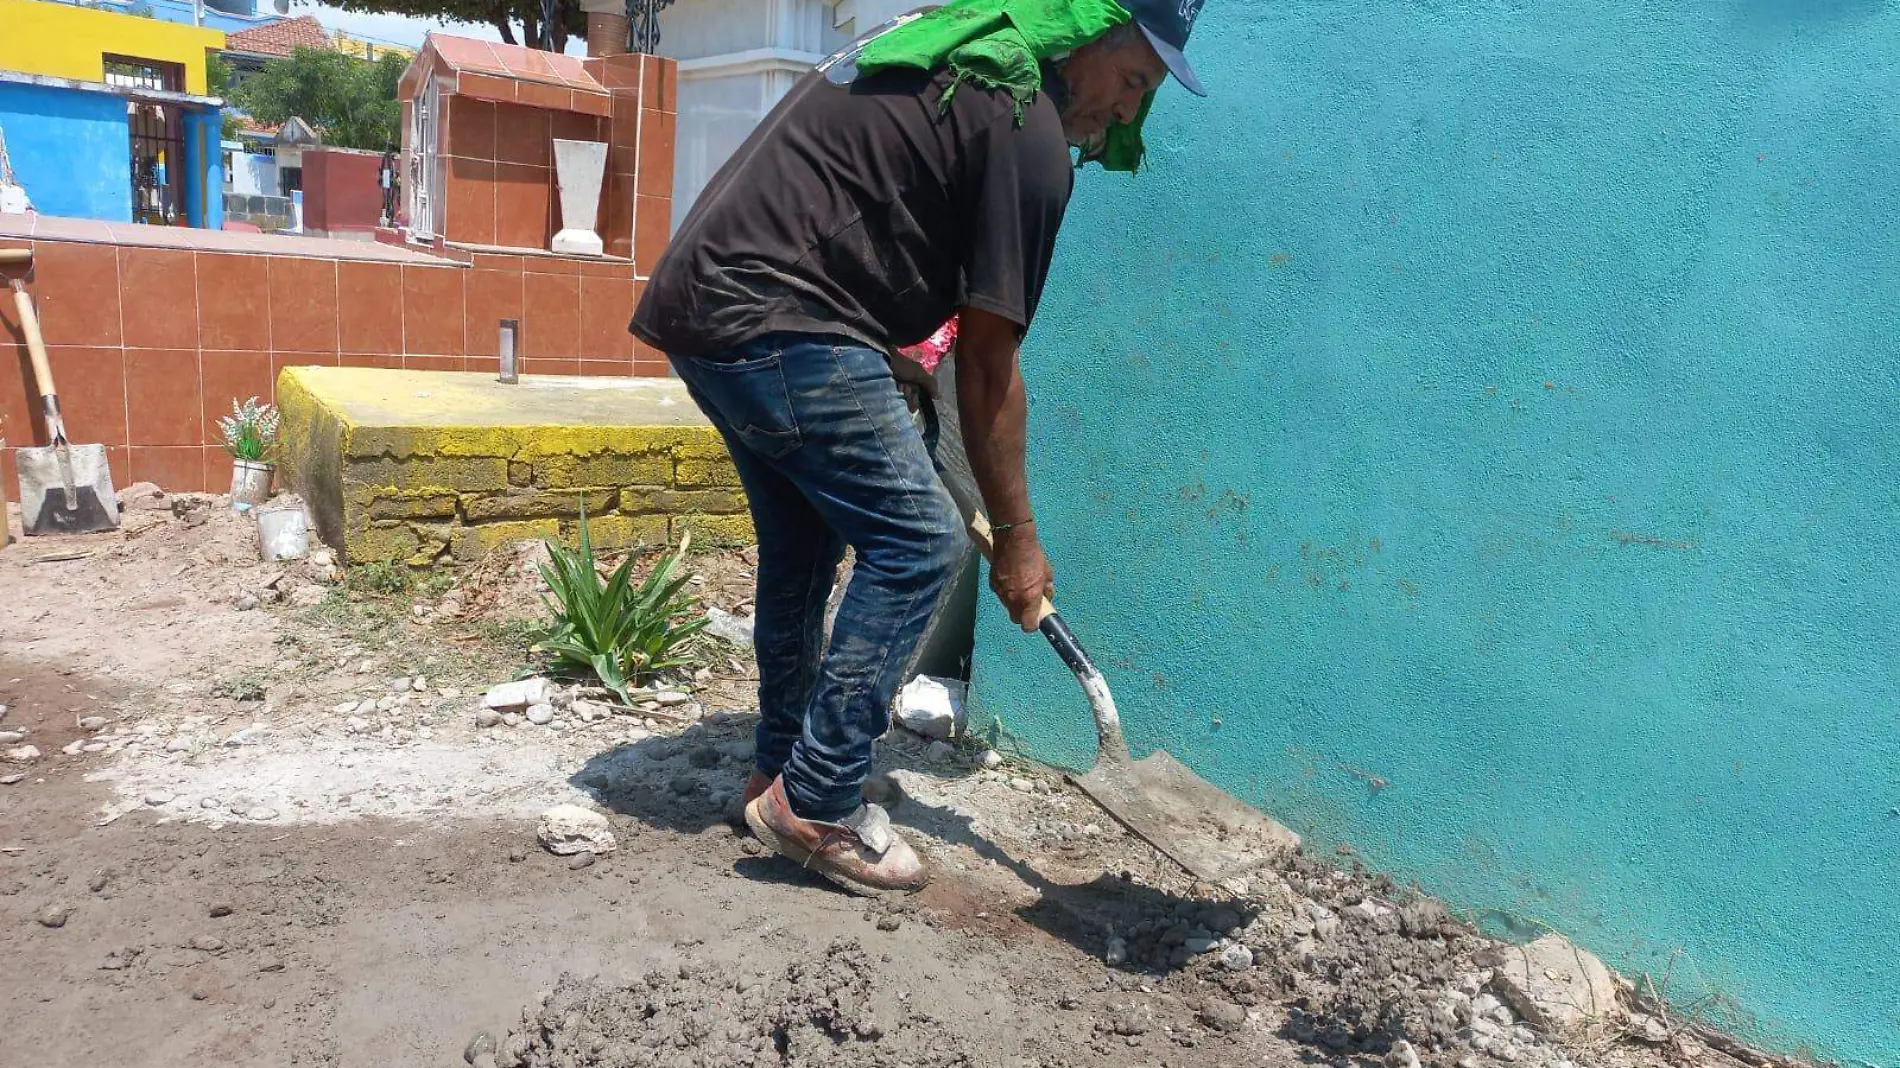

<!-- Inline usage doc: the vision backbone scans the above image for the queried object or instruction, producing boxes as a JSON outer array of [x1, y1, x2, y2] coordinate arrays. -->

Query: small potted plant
[[219, 396, 280, 512]]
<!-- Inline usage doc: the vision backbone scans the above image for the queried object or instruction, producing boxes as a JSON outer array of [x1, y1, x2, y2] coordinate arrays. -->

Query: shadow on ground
[[571, 712, 1252, 975]]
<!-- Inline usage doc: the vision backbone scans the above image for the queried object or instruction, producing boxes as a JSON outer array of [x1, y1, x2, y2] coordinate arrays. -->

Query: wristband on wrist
[[990, 517, 1034, 536]]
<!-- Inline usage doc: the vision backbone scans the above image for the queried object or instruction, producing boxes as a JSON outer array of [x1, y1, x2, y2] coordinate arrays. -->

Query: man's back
[[631, 64, 1073, 358]]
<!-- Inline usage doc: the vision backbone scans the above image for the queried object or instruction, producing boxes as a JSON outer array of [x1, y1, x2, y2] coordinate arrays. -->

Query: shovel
[[966, 512, 1299, 886], [9, 269, 120, 536]]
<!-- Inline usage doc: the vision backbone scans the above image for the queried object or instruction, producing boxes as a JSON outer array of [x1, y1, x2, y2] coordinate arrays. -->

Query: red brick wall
[[303, 148, 386, 235], [1, 222, 664, 498]]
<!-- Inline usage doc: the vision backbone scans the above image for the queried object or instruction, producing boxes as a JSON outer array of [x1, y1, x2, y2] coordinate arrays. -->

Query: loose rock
[[525, 704, 555, 726], [475, 709, 503, 729], [78, 716, 108, 731], [36, 904, 72, 928], [145, 791, 174, 807], [1199, 999, 1247, 1032], [703, 607, 755, 649], [977, 749, 1004, 770], [923, 740, 957, 764], [1491, 933, 1624, 1038], [536, 804, 617, 856], [484, 678, 554, 713], [893, 675, 966, 740], [0, 729, 24, 744], [6, 744, 42, 763], [1219, 943, 1254, 971]]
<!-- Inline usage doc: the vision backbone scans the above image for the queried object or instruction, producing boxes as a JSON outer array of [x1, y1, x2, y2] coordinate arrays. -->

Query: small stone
[[0, 729, 24, 744], [1386, 1040, 1422, 1068], [977, 749, 1005, 770], [893, 675, 966, 739], [390, 677, 411, 691], [88, 870, 110, 892], [1185, 936, 1220, 954], [200, 797, 222, 809], [165, 737, 194, 754], [145, 791, 174, 807], [1219, 944, 1254, 971], [412, 676, 428, 692], [1009, 777, 1036, 793], [483, 678, 554, 713], [861, 773, 903, 807], [246, 807, 278, 822], [0, 773, 24, 785], [875, 914, 902, 932], [1199, 999, 1247, 1033], [189, 935, 225, 952], [345, 717, 370, 734], [100, 950, 132, 970], [1105, 936, 1129, 966], [669, 774, 698, 796], [705, 607, 755, 648], [36, 904, 72, 928], [475, 710, 502, 729], [1458, 1058, 1482, 1068], [78, 716, 108, 731], [330, 701, 359, 715], [536, 804, 617, 856], [651, 691, 691, 706], [258, 958, 286, 973], [501, 713, 522, 727], [209, 903, 234, 918], [465, 1032, 498, 1066], [234, 593, 260, 611], [82, 742, 106, 753], [924, 740, 957, 764], [1628, 1011, 1670, 1043], [525, 704, 555, 726], [439, 687, 462, 700], [376, 696, 400, 712], [1107, 999, 1153, 1036], [508, 847, 528, 863], [62, 739, 86, 756], [567, 852, 596, 871]]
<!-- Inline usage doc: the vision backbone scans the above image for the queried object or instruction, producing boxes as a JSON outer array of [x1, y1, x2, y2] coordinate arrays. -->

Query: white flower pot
[[230, 459, 274, 512]]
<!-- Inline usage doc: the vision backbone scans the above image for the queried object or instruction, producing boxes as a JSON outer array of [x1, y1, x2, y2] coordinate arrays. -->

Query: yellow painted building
[[330, 30, 413, 64], [0, 0, 225, 95]]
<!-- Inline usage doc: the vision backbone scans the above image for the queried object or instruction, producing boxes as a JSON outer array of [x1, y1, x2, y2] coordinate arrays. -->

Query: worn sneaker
[[744, 777, 929, 897]]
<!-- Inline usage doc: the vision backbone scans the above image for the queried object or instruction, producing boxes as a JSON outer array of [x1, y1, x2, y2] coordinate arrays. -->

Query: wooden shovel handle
[[12, 283, 57, 402], [965, 510, 1057, 627], [0, 248, 32, 265]]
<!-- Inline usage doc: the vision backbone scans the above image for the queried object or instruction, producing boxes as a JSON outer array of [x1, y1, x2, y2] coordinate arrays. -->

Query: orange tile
[[340, 352, 403, 369], [643, 55, 676, 113], [120, 248, 198, 349], [517, 81, 569, 112], [268, 257, 340, 354], [570, 91, 613, 118], [598, 55, 643, 92], [552, 110, 602, 144], [546, 52, 592, 87], [435, 35, 501, 73], [405, 354, 462, 372], [129, 446, 206, 492], [445, 158, 498, 246], [200, 350, 274, 444], [196, 252, 269, 351], [578, 275, 634, 360], [521, 272, 578, 362], [527, 255, 582, 276], [46, 346, 127, 446], [2, 339, 44, 445], [338, 261, 403, 355], [494, 164, 551, 251], [579, 359, 632, 378], [471, 253, 524, 272], [636, 109, 675, 198], [602, 176, 633, 259], [607, 142, 637, 177], [0, 448, 13, 505], [578, 258, 632, 279], [634, 194, 671, 275], [495, 104, 552, 167], [30, 241, 122, 347], [402, 266, 465, 356], [124, 348, 202, 446], [457, 72, 517, 105], [446, 97, 497, 159], [462, 270, 523, 359], [520, 357, 578, 377]]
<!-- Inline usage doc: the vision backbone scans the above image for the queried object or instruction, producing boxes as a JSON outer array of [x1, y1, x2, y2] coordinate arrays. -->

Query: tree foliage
[[325, 0, 588, 51], [231, 48, 409, 151]]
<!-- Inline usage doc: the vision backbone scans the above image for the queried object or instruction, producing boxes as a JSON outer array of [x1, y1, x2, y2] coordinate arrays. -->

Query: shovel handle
[[964, 511, 1057, 627], [11, 282, 65, 441], [0, 249, 31, 265]]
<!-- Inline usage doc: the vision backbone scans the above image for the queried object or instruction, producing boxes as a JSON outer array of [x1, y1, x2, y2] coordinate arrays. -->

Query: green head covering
[[853, 0, 1155, 173]]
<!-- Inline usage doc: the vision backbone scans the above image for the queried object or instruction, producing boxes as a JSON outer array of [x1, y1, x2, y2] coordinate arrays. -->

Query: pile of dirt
[[494, 938, 978, 1068]]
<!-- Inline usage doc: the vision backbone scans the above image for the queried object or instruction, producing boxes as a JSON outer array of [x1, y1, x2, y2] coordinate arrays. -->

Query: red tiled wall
[[0, 238, 656, 498], [303, 149, 385, 235]]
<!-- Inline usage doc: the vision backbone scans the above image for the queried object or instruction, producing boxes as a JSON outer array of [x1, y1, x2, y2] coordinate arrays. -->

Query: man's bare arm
[[956, 306, 1054, 631]]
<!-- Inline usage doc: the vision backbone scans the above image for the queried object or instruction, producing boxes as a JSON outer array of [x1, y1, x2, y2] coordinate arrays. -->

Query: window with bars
[[103, 55, 184, 93], [128, 101, 184, 226]]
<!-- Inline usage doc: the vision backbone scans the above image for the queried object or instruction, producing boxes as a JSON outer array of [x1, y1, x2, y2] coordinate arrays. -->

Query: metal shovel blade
[[18, 443, 120, 536], [1073, 750, 1300, 886]]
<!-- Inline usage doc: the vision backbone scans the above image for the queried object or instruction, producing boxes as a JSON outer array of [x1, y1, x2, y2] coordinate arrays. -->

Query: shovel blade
[[18, 443, 120, 536], [1074, 750, 1300, 886]]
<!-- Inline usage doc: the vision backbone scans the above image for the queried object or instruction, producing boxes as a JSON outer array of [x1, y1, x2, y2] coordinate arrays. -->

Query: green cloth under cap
[[854, 0, 1156, 173]]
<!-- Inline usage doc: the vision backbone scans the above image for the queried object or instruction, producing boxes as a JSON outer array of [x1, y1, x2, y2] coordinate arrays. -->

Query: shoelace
[[806, 827, 861, 869]]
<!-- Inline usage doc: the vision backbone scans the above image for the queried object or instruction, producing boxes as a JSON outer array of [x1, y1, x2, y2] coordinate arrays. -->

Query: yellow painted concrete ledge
[[277, 367, 750, 566]]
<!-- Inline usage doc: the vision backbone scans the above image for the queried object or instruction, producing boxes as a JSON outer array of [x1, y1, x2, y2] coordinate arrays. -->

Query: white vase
[[551, 139, 608, 257], [230, 459, 274, 512]]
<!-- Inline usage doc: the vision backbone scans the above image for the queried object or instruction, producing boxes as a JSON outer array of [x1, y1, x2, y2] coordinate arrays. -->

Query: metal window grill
[[103, 55, 182, 92], [625, 0, 675, 55], [129, 102, 184, 226]]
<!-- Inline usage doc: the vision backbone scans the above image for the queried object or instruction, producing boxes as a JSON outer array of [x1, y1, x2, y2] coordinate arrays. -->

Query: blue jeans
[[670, 334, 965, 823]]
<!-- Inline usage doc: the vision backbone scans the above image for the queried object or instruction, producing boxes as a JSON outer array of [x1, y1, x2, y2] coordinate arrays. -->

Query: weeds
[[212, 671, 268, 702], [532, 509, 707, 704], [347, 560, 412, 596]]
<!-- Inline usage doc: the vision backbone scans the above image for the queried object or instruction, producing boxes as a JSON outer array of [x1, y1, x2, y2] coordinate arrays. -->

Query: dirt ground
[[0, 491, 1769, 1068]]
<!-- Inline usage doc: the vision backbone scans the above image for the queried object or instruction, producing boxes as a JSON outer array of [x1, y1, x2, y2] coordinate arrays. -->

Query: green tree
[[327, 0, 587, 52], [231, 48, 408, 151], [205, 55, 242, 140]]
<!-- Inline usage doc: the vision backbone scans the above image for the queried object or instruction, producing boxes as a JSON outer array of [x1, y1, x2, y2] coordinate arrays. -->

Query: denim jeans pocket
[[690, 351, 804, 459]]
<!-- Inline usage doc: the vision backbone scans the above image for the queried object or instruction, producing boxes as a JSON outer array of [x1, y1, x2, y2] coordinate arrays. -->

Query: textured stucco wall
[[0, 82, 135, 221], [972, 2, 1900, 1062]]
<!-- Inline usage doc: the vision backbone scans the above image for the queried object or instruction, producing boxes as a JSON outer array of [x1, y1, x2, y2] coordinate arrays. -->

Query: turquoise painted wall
[[973, 2, 1900, 1062], [0, 82, 134, 221]]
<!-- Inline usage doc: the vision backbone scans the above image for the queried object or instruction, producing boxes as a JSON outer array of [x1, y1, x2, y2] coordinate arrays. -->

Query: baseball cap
[[1123, 0, 1207, 97]]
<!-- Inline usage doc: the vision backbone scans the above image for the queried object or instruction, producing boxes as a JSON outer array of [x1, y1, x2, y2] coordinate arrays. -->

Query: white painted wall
[[659, 0, 934, 230]]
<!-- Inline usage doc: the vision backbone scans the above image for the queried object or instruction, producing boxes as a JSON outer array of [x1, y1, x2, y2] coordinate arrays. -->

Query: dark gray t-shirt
[[630, 65, 1073, 358]]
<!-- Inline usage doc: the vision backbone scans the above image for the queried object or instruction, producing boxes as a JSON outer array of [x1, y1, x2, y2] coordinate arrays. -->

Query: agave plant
[[533, 506, 708, 704]]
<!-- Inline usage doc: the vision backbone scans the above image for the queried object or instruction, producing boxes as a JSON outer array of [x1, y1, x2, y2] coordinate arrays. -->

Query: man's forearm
[[956, 317, 1033, 527]]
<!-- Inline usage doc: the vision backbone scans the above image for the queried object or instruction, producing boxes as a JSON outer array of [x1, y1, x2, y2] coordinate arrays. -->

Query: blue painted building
[[974, 2, 1900, 1063]]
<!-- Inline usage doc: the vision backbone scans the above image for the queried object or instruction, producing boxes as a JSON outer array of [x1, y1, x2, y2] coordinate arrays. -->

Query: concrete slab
[[288, 367, 711, 430]]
